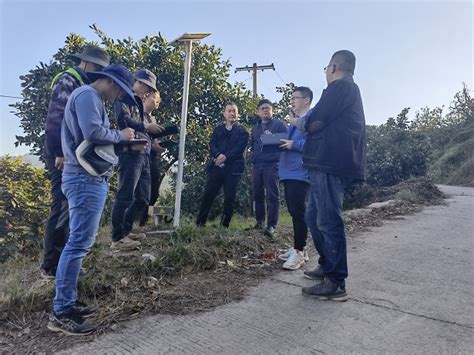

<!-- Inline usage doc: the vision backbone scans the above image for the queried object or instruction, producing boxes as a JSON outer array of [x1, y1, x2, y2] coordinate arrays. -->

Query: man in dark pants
[[277, 87, 313, 270], [139, 90, 165, 226], [111, 69, 163, 251], [41, 46, 110, 279], [196, 102, 249, 228], [251, 99, 287, 237], [292, 50, 367, 301]]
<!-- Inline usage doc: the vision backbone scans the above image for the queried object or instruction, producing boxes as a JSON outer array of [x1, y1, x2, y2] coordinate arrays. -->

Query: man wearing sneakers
[[48, 64, 137, 335], [41, 45, 110, 279], [291, 50, 366, 301], [110, 69, 163, 251], [277, 87, 312, 270]]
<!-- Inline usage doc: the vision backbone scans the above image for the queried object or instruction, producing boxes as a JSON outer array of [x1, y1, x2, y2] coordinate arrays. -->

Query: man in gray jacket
[[48, 64, 136, 336]]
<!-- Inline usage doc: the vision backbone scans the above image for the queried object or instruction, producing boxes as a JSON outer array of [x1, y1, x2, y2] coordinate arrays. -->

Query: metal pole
[[173, 40, 193, 227], [252, 63, 257, 97]]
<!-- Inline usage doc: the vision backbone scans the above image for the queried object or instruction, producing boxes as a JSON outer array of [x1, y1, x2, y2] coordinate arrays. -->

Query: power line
[[274, 69, 288, 86], [0, 94, 22, 99]]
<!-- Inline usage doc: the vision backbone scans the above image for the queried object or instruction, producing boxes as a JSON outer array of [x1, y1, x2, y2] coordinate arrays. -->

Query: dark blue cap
[[88, 64, 137, 106]]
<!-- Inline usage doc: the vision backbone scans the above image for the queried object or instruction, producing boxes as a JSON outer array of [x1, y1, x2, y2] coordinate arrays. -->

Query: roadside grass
[[0, 178, 446, 353], [0, 213, 294, 322]]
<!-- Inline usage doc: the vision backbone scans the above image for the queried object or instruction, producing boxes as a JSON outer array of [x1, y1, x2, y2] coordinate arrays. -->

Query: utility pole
[[235, 63, 275, 97]]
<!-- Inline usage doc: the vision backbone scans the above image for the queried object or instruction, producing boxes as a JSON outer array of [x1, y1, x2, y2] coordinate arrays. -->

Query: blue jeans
[[53, 173, 108, 315], [305, 170, 351, 288]]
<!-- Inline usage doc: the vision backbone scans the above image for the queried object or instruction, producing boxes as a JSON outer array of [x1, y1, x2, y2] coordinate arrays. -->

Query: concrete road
[[65, 185, 474, 354]]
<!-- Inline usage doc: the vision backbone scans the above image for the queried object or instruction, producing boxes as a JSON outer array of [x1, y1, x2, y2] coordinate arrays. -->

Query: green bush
[[366, 109, 432, 186], [0, 156, 50, 262]]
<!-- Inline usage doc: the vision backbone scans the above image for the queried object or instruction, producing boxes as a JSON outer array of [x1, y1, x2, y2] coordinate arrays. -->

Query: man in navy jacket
[[251, 99, 287, 238], [196, 102, 249, 227], [292, 50, 367, 301]]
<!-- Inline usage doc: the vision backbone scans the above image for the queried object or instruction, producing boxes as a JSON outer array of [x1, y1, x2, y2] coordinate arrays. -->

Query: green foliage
[[11, 24, 258, 186], [413, 84, 474, 186], [0, 157, 50, 262], [366, 108, 432, 186]]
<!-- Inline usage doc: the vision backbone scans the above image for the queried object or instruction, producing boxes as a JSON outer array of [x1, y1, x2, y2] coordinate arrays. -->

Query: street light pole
[[173, 40, 192, 228], [169, 32, 211, 228]]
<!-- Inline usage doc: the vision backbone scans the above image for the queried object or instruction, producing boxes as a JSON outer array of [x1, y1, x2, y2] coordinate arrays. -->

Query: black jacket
[[251, 118, 287, 167], [303, 77, 367, 181], [209, 122, 249, 174]]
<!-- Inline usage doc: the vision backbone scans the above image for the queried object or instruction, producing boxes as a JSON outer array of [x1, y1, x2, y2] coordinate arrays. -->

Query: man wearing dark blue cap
[[48, 64, 137, 335], [110, 68, 162, 251], [41, 45, 110, 279]]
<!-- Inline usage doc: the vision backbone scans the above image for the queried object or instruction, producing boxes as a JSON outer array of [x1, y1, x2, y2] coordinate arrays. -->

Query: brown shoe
[[127, 232, 146, 241], [110, 236, 141, 251]]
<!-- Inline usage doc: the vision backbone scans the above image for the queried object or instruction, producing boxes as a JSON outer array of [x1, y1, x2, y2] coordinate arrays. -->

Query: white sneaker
[[282, 249, 305, 270], [278, 247, 294, 261], [111, 236, 141, 251], [303, 248, 310, 262]]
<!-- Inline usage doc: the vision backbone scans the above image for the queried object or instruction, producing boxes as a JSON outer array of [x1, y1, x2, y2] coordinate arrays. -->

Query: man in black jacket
[[292, 50, 367, 301], [251, 99, 287, 237], [196, 102, 249, 228], [110, 69, 162, 251]]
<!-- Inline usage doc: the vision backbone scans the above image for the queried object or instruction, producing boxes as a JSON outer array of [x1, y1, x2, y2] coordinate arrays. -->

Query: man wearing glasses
[[277, 87, 312, 270], [291, 50, 367, 301]]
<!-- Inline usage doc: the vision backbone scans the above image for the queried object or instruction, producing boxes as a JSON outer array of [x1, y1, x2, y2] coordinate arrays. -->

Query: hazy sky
[[1, 0, 472, 156]]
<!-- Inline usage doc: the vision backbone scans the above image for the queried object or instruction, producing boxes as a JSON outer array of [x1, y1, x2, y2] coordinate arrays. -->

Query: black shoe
[[303, 265, 324, 280], [302, 278, 348, 302], [47, 311, 97, 336], [73, 301, 98, 318], [263, 226, 275, 239], [254, 222, 264, 230]]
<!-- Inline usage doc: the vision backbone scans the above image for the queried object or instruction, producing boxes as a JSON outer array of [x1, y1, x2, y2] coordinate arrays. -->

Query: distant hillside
[[21, 154, 43, 168], [429, 120, 474, 186], [0, 154, 43, 169]]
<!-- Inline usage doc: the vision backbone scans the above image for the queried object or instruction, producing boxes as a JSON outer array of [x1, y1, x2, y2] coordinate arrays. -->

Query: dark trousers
[[283, 180, 309, 251], [140, 155, 160, 226], [111, 153, 150, 242], [41, 166, 69, 274], [252, 165, 280, 228], [196, 166, 240, 227], [305, 170, 352, 288]]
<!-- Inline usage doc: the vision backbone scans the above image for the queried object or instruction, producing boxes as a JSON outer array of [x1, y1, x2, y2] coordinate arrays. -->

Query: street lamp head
[[168, 32, 212, 46]]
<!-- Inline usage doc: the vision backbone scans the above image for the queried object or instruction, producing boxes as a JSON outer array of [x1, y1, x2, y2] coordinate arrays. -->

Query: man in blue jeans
[[291, 50, 367, 301], [48, 64, 137, 335]]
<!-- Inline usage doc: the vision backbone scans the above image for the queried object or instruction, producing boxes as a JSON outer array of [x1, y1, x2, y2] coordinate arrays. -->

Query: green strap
[[50, 68, 84, 89]]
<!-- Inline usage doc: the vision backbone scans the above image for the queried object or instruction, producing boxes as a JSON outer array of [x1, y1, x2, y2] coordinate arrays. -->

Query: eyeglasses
[[324, 64, 335, 72], [290, 96, 306, 101]]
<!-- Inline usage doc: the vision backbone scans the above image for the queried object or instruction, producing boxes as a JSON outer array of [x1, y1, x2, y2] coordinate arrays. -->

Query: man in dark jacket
[[196, 102, 249, 228], [139, 90, 166, 226], [41, 46, 110, 279], [110, 69, 163, 251], [292, 50, 367, 301], [251, 99, 287, 237]]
